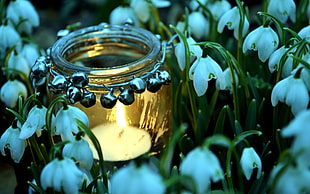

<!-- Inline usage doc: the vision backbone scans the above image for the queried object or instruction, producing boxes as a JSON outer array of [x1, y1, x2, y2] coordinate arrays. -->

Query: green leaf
[[203, 134, 232, 148], [214, 105, 228, 134], [233, 130, 263, 146], [245, 99, 257, 130]]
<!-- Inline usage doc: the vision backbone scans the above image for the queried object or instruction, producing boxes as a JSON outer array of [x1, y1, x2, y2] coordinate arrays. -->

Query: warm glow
[[116, 102, 127, 127]]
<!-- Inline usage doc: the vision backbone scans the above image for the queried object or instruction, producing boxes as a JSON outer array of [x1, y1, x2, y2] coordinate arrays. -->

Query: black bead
[[100, 91, 117, 108], [71, 72, 89, 88], [146, 77, 162, 93], [118, 88, 134, 105], [130, 77, 146, 93], [30, 56, 50, 86], [47, 75, 68, 93], [80, 91, 96, 108], [156, 70, 171, 85], [66, 86, 83, 104]]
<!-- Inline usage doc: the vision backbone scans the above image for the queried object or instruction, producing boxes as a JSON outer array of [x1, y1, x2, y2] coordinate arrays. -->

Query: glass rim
[[50, 23, 162, 77]]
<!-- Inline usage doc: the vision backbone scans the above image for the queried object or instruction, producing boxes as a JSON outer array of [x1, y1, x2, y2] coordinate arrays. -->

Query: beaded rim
[[30, 24, 174, 109]]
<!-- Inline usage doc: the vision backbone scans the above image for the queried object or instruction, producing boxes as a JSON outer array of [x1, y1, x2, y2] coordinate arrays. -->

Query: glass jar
[[48, 23, 172, 162]]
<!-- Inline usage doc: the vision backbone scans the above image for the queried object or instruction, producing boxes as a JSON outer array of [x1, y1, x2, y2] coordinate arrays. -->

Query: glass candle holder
[[47, 23, 172, 162]]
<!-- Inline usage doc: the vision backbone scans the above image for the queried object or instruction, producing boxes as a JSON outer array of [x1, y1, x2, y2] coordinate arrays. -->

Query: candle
[[90, 124, 151, 161]]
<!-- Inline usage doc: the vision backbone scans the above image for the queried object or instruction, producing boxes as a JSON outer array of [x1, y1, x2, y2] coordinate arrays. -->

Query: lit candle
[[90, 124, 151, 161]]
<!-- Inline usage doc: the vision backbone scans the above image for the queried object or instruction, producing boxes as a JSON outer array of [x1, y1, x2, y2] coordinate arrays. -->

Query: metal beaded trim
[[30, 29, 173, 109]]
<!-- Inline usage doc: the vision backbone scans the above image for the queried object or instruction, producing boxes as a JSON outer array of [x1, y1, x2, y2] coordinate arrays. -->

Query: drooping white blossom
[[217, 67, 239, 91], [7, 52, 31, 77], [19, 105, 47, 139], [217, 6, 249, 40], [40, 157, 86, 194], [297, 25, 310, 42], [18, 43, 40, 66], [271, 74, 309, 116], [6, 0, 40, 34], [0, 25, 21, 57], [267, 0, 296, 24], [189, 56, 225, 96], [63, 136, 94, 170], [207, 0, 231, 21], [109, 6, 139, 26], [0, 79, 27, 108], [240, 147, 262, 180], [0, 124, 26, 163], [271, 163, 310, 194], [174, 36, 203, 71], [53, 105, 89, 141], [187, 11, 210, 40], [110, 163, 166, 194], [268, 46, 294, 77], [180, 147, 224, 194], [243, 26, 279, 62], [281, 110, 310, 167]]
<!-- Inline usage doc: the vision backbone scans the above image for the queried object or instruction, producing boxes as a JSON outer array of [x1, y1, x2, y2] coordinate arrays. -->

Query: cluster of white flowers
[[0, 0, 40, 108]]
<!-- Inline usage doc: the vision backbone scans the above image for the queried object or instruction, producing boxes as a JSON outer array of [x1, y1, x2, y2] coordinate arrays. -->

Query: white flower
[[54, 105, 89, 141], [63, 136, 94, 170], [271, 74, 309, 116], [272, 164, 310, 194], [18, 43, 40, 66], [298, 25, 310, 42], [281, 110, 310, 167], [243, 26, 279, 62], [268, 46, 294, 77], [217, 6, 249, 40], [0, 25, 21, 57], [19, 105, 47, 139], [188, 11, 210, 40], [6, 0, 39, 34], [207, 0, 231, 21], [240, 147, 262, 180], [267, 0, 296, 23], [0, 79, 27, 108], [7, 52, 31, 77], [218, 67, 239, 91], [189, 56, 224, 96], [40, 157, 86, 194], [110, 163, 165, 194], [109, 6, 139, 26], [174, 37, 203, 71], [0, 124, 26, 163], [130, 0, 170, 23], [180, 147, 224, 194]]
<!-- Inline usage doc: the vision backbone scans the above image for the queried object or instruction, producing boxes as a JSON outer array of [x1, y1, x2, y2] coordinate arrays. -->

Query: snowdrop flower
[[267, 0, 296, 23], [0, 25, 21, 57], [54, 105, 89, 141], [6, 0, 39, 34], [217, 6, 249, 40], [130, 0, 170, 23], [243, 26, 279, 62], [175, 37, 203, 71], [7, 52, 31, 77], [268, 46, 294, 77], [110, 163, 165, 194], [109, 6, 139, 26], [188, 11, 210, 40], [0, 124, 26, 163], [189, 0, 207, 11], [63, 136, 93, 170], [272, 163, 310, 194], [40, 157, 86, 194], [0, 79, 27, 108], [207, 0, 231, 21], [217, 67, 239, 91], [240, 147, 262, 180], [18, 43, 40, 66], [189, 56, 225, 96], [19, 105, 47, 139], [180, 147, 224, 194], [281, 110, 310, 167], [297, 25, 310, 42], [271, 74, 309, 116]]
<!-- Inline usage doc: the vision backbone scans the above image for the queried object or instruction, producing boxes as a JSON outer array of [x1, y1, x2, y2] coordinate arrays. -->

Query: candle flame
[[116, 102, 127, 127]]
